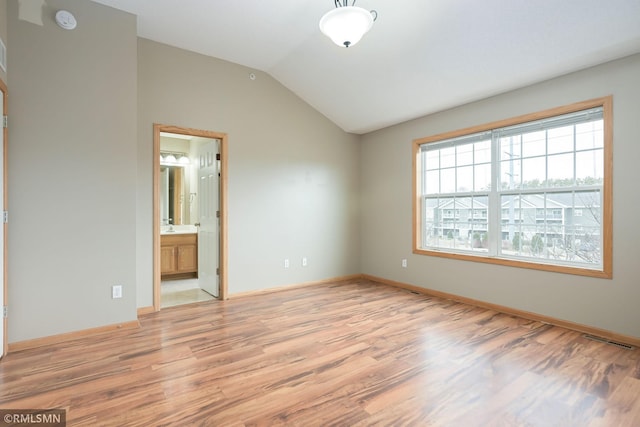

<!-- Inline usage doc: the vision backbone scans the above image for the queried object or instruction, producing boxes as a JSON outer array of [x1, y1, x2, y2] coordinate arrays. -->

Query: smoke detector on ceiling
[[55, 10, 77, 30]]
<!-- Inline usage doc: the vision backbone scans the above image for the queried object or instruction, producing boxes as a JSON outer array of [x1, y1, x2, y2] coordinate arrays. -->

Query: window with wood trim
[[413, 97, 612, 278]]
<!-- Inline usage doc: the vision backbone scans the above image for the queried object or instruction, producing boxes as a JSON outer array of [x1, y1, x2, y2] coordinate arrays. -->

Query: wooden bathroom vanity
[[160, 232, 198, 280]]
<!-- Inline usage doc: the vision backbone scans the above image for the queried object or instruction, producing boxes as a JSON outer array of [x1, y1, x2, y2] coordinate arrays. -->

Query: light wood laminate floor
[[1, 279, 639, 426]]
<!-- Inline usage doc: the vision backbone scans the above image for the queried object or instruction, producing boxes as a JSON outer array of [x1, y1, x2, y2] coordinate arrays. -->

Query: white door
[[197, 140, 220, 297], [0, 85, 5, 358]]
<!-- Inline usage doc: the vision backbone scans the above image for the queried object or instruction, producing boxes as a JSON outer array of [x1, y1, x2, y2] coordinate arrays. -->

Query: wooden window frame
[[412, 96, 613, 278]]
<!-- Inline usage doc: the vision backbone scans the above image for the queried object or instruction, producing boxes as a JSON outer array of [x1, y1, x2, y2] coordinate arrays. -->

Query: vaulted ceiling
[[93, 0, 640, 134]]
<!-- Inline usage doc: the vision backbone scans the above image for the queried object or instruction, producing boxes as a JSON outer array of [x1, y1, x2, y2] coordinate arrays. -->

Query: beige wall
[[0, 0, 6, 83], [360, 53, 640, 339], [136, 39, 361, 307], [7, 0, 138, 342]]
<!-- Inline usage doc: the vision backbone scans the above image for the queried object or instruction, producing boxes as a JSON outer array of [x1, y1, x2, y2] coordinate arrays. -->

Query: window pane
[[574, 191, 601, 224], [522, 130, 546, 158], [499, 191, 602, 266], [576, 120, 603, 150], [545, 190, 601, 265], [440, 168, 456, 193], [565, 225, 602, 265], [425, 149, 440, 170], [521, 225, 546, 258], [500, 136, 521, 161], [470, 195, 489, 252], [520, 197, 538, 224], [547, 125, 574, 154], [429, 197, 456, 248], [573, 191, 602, 265], [441, 146, 455, 168], [457, 166, 473, 192], [576, 149, 603, 185], [500, 159, 521, 190], [474, 163, 491, 191], [456, 143, 473, 166], [475, 140, 492, 163], [500, 195, 521, 252], [422, 195, 492, 252], [547, 153, 574, 185], [423, 198, 442, 248], [521, 157, 545, 188], [425, 170, 440, 194]]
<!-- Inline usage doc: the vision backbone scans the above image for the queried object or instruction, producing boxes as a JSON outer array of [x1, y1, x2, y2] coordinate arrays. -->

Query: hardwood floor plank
[[1, 279, 639, 426]]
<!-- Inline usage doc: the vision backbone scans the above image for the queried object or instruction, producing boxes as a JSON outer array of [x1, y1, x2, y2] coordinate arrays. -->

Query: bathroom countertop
[[161, 225, 198, 235]]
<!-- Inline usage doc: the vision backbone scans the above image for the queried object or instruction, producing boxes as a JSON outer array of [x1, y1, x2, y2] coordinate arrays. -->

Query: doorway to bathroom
[[153, 124, 228, 310]]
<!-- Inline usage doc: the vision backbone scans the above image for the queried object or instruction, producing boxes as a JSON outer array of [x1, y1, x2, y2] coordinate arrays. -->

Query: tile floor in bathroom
[[161, 278, 216, 308]]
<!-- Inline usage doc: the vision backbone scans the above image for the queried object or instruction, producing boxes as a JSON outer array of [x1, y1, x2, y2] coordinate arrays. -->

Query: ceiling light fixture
[[319, 1, 377, 48]]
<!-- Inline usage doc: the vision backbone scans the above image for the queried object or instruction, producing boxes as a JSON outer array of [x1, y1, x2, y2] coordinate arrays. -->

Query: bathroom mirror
[[160, 132, 195, 226], [160, 165, 186, 225]]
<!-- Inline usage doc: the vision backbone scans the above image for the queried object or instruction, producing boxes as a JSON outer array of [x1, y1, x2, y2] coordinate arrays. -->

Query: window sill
[[413, 247, 611, 279]]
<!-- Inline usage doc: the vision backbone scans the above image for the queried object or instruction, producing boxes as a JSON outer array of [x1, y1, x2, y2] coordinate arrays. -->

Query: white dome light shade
[[319, 6, 374, 48]]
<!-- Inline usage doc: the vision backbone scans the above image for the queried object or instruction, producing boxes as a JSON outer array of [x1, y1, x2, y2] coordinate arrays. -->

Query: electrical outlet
[[401, 259, 408, 268], [284, 259, 290, 268], [302, 257, 308, 267], [112, 285, 123, 299]]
